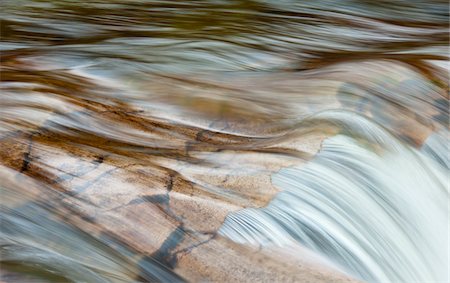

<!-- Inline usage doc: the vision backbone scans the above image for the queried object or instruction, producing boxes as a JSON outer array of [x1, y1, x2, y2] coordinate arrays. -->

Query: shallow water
[[1, 1, 449, 282]]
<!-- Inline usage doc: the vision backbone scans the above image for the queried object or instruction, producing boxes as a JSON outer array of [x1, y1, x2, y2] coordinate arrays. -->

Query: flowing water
[[0, 1, 449, 282]]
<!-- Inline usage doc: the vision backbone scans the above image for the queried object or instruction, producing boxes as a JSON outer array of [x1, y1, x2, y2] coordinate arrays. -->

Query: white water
[[220, 112, 449, 282]]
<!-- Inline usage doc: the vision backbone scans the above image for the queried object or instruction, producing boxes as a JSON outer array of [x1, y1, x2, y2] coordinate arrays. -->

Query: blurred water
[[220, 111, 449, 282], [0, 0, 449, 282]]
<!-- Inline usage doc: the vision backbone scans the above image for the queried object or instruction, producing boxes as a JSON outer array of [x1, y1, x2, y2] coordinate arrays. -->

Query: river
[[1, 1, 449, 282]]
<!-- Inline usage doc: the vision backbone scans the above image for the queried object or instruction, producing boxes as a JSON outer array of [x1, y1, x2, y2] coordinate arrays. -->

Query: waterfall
[[220, 112, 449, 282]]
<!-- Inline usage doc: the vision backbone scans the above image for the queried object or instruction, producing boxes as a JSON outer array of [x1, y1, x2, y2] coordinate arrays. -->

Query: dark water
[[1, 1, 449, 282]]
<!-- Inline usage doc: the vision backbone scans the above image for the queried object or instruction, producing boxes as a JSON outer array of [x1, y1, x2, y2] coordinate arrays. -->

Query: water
[[1, 0, 449, 282], [220, 112, 449, 282]]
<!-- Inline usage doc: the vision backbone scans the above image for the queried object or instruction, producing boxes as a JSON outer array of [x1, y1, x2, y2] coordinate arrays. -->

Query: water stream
[[1, 1, 449, 282]]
